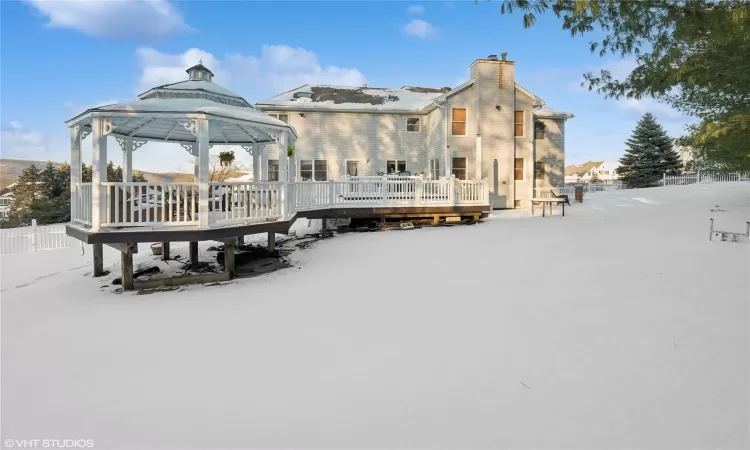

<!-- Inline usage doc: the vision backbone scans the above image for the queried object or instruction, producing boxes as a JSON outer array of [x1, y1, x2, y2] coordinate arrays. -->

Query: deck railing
[[208, 181, 283, 224], [72, 177, 490, 230], [71, 182, 92, 225], [101, 182, 199, 227]]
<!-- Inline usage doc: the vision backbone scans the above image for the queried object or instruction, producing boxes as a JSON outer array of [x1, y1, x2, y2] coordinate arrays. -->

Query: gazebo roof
[[65, 63, 295, 145]]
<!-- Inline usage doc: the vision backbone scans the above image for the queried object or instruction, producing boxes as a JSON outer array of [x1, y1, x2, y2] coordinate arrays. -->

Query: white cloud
[[135, 45, 368, 99], [404, 19, 436, 38], [407, 5, 425, 13], [1, 121, 51, 159], [24, 0, 192, 38], [618, 97, 689, 122]]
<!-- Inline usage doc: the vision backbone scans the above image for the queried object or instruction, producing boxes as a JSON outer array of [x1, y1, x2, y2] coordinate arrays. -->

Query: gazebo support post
[[197, 119, 210, 228], [91, 117, 107, 232], [253, 149, 261, 181], [69, 127, 82, 220], [278, 132, 288, 219], [189, 241, 199, 270], [93, 244, 105, 277], [123, 137, 133, 182], [267, 232, 275, 252], [223, 240, 236, 276], [162, 242, 170, 260], [121, 244, 135, 291]]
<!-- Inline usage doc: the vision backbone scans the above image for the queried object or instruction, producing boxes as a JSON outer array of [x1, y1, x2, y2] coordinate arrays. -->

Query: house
[[0, 192, 11, 221], [256, 53, 573, 208], [564, 161, 620, 184]]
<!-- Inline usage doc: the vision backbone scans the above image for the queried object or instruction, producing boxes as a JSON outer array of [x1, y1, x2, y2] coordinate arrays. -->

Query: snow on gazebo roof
[[65, 62, 296, 145]]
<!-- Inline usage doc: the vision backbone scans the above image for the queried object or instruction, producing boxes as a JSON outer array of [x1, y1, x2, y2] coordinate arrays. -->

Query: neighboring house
[[0, 191, 14, 221], [256, 53, 573, 209], [565, 161, 620, 184]]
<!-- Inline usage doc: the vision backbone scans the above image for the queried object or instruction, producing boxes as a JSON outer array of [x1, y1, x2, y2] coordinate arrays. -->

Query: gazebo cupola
[[187, 60, 214, 82]]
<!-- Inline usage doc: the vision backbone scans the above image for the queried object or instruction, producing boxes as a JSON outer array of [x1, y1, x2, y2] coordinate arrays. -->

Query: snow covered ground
[[2, 183, 748, 449]]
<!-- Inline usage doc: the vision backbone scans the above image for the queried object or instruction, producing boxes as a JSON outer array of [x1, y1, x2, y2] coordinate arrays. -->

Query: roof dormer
[[186, 60, 214, 82]]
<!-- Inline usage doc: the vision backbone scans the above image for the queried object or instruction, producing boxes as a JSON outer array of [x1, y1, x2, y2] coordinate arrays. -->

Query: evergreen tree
[[132, 171, 146, 182], [40, 161, 65, 198], [617, 113, 682, 188], [57, 162, 71, 194], [29, 196, 71, 225], [10, 164, 42, 223], [81, 163, 92, 183]]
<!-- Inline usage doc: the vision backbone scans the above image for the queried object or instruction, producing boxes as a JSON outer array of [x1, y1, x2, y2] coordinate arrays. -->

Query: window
[[300, 160, 328, 181], [406, 117, 421, 132], [314, 160, 327, 181], [452, 108, 467, 136], [534, 162, 546, 180], [534, 121, 546, 139], [600, 170, 609, 175], [346, 160, 359, 176], [514, 111, 525, 137], [267, 113, 289, 124], [514, 158, 524, 180], [429, 158, 440, 179], [386, 160, 407, 174], [268, 160, 279, 181], [452, 157, 467, 179]]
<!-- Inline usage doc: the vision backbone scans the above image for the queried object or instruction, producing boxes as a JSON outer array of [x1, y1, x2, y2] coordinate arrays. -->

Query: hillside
[[0, 159, 218, 189]]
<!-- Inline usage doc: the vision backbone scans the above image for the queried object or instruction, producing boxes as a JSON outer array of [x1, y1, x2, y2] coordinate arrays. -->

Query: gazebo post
[[253, 146, 261, 181], [69, 126, 82, 220], [197, 119, 210, 228], [122, 137, 133, 182], [278, 132, 288, 219], [91, 116, 107, 232]]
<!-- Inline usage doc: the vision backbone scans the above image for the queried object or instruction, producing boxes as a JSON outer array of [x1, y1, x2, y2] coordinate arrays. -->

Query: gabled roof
[[257, 80, 572, 119], [534, 106, 574, 119], [565, 161, 604, 177]]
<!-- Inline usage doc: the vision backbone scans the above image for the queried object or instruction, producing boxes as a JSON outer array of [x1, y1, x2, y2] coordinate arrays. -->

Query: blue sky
[[0, 0, 694, 172]]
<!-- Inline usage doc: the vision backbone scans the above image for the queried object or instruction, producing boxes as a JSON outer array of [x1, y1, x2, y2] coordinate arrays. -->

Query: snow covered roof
[[139, 80, 245, 101], [93, 98, 289, 127], [565, 161, 604, 177], [66, 63, 297, 143], [256, 85, 452, 112], [533, 106, 574, 119]]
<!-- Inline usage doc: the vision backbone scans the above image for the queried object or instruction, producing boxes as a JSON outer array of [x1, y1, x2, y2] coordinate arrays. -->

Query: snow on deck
[[2, 183, 749, 448]]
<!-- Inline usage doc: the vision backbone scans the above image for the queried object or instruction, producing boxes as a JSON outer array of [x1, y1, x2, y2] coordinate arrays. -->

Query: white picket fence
[[662, 171, 750, 186], [1, 220, 78, 254]]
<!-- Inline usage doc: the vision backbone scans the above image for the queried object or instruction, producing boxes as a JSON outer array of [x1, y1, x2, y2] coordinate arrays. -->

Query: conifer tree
[[617, 113, 682, 188], [10, 164, 42, 222]]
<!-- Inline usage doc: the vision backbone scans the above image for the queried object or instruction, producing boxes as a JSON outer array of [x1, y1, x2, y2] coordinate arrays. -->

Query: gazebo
[[65, 63, 296, 288]]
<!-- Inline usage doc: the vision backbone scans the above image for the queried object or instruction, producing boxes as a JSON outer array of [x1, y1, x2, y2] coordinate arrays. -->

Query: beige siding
[[533, 118, 565, 188], [513, 89, 537, 205], [264, 112, 429, 179], [445, 87, 477, 180], [470, 60, 516, 208]]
